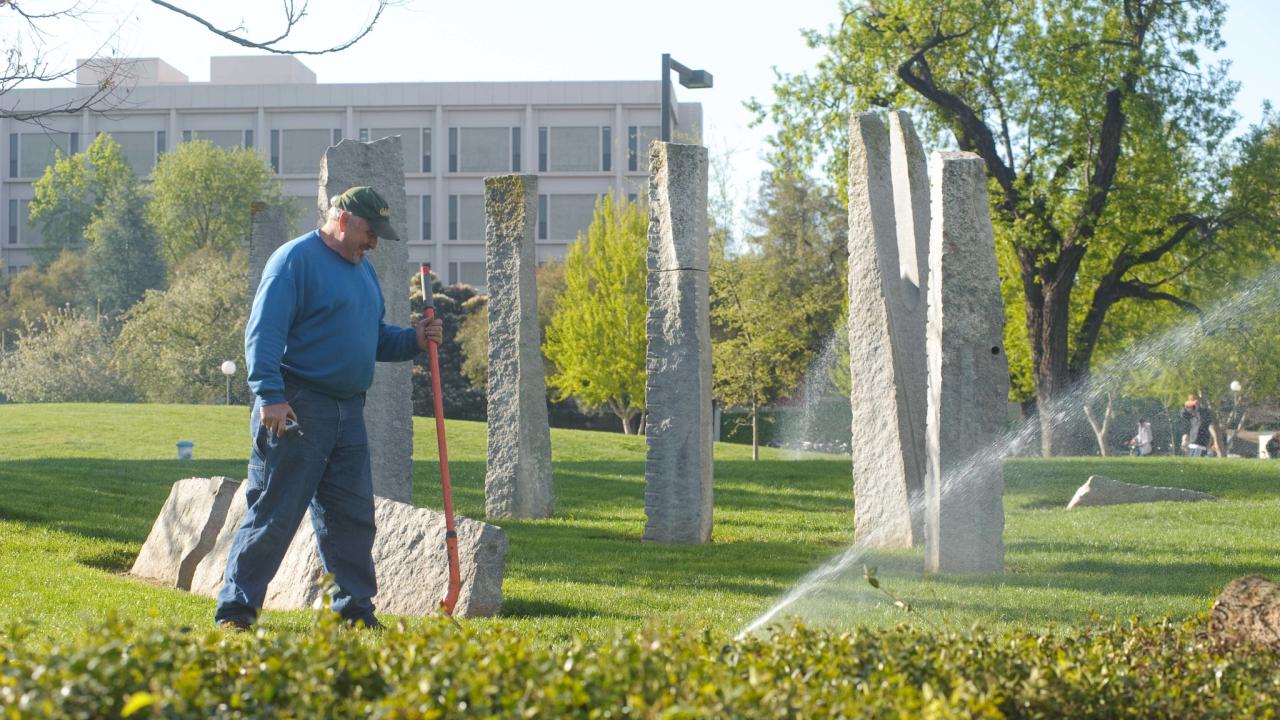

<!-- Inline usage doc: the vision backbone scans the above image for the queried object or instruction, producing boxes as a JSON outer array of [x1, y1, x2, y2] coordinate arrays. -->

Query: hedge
[[2, 613, 1277, 718]]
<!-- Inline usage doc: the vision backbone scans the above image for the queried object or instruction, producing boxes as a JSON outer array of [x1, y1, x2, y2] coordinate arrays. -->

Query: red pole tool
[[421, 264, 462, 616]]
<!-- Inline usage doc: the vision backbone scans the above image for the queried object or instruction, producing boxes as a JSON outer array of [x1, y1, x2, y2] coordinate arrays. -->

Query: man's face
[[338, 212, 379, 263]]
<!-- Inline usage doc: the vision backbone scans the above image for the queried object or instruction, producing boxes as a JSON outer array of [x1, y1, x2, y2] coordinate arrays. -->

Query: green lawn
[[1, 403, 1276, 642]]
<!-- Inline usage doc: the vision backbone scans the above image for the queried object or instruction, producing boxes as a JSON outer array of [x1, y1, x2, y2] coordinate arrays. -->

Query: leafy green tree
[[113, 249, 249, 404], [754, 0, 1280, 454], [84, 182, 167, 321], [147, 140, 289, 264], [0, 250, 91, 344], [28, 134, 135, 266], [544, 195, 648, 433], [454, 260, 568, 392], [0, 309, 133, 403]]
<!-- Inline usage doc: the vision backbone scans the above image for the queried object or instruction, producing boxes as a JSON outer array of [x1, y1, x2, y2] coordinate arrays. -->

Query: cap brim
[[368, 216, 401, 241]]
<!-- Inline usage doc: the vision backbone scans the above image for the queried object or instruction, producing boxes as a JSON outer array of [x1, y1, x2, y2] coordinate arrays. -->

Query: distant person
[[1266, 432, 1280, 459], [1127, 418, 1153, 457], [1181, 394, 1214, 457], [214, 186, 443, 632]]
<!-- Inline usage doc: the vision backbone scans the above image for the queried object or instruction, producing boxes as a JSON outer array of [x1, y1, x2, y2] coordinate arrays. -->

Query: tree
[[0, 250, 90, 344], [544, 195, 648, 433], [0, 309, 133, 403], [84, 182, 167, 321], [2, 2, 396, 122], [409, 273, 488, 420], [113, 249, 248, 404], [148, 140, 289, 264], [755, 0, 1280, 454], [28, 134, 135, 266], [454, 260, 568, 392]]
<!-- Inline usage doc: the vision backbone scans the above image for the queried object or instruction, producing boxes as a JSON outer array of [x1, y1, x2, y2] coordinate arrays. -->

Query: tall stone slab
[[923, 152, 1009, 574], [248, 202, 291, 292], [483, 174, 554, 519], [846, 112, 929, 548], [643, 142, 713, 544], [319, 137, 414, 503]]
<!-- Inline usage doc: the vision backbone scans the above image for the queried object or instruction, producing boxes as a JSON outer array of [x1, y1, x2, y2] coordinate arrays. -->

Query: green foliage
[[410, 274, 488, 420], [84, 182, 167, 321], [28, 135, 135, 267], [544, 195, 648, 433], [113, 249, 249, 404], [147, 140, 289, 265], [0, 310, 133, 402], [455, 260, 568, 393], [0, 251, 91, 345], [1, 613, 1277, 718]]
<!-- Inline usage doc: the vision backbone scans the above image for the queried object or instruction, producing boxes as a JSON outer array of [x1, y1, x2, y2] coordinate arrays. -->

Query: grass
[[1, 403, 1277, 643]]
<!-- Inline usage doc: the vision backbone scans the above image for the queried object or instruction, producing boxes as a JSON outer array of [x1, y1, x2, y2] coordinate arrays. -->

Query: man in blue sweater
[[215, 186, 442, 631]]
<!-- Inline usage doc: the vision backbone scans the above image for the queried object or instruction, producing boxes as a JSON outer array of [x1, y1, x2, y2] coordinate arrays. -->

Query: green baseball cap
[[332, 186, 400, 241]]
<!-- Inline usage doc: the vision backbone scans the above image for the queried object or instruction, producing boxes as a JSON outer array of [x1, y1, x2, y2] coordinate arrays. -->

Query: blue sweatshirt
[[245, 231, 419, 404]]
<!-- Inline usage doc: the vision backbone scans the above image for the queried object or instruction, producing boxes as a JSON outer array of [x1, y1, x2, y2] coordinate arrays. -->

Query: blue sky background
[[21, 0, 1277, 210]]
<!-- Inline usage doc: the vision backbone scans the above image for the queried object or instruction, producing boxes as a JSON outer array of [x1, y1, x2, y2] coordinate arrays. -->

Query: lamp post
[[661, 53, 713, 142], [221, 360, 237, 405]]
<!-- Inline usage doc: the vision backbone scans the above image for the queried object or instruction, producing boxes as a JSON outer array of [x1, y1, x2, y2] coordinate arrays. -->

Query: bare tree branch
[[147, 0, 393, 56]]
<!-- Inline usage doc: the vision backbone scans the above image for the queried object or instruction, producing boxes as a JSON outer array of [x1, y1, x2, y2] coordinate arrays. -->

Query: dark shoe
[[217, 617, 253, 632], [345, 615, 382, 630]]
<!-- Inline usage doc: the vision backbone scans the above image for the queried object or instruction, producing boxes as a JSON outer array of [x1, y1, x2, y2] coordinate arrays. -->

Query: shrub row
[[2, 614, 1277, 718]]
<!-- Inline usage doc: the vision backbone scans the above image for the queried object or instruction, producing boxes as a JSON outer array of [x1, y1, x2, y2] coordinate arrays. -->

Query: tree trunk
[[1026, 271, 1086, 456], [1082, 392, 1114, 456], [751, 401, 759, 462]]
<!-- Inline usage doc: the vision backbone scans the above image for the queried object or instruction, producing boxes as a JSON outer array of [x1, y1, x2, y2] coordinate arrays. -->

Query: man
[[1181, 393, 1215, 457], [215, 186, 442, 631]]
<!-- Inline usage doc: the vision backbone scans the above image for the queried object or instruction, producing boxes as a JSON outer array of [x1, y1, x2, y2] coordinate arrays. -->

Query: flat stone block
[[1067, 475, 1217, 508], [190, 484, 509, 618], [130, 476, 241, 590]]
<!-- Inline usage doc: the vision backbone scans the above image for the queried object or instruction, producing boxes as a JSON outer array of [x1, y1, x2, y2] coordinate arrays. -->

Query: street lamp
[[221, 360, 237, 405], [661, 53, 713, 143]]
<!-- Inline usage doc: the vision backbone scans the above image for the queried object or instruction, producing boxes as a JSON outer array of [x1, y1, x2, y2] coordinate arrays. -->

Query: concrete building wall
[[0, 57, 702, 287]]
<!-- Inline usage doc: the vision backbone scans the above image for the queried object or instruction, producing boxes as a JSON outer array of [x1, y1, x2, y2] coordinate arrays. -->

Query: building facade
[[0, 56, 702, 289]]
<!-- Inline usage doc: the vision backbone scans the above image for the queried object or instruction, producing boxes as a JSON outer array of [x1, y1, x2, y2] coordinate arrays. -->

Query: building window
[[448, 261, 486, 289], [157, 131, 167, 155], [13, 132, 77, 178], [101, 131, 160, 175], [628, 125, 660, 172], [602, 127, 612, 172], [7, 200, 16, 244], [332, 128, 343, 145], [270, 130, 280, 172], [359, 128, 369, 141], [422, 195, 432, 240], [452, 127, 513, 173], [182, 130, 251, 150], [406, 194, 421, 242], [456, 195, 484, 240], [541, 127, 606, 172], [17, 200, 42, 247], [70, 133, 79, 154], [422, 128, 432, 173], [511, 127, 521, 172], [448, 194, 457, 240], [278, 129, 336, 174], [537, 127, 547, 172], [291, 195, 320, 236], [547, 194, 600, 241], [365, 128, 422, 175], [538, 194, 547, 239]]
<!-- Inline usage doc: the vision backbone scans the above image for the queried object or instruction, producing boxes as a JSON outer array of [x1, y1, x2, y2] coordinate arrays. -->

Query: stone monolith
[[1067, 475, 1217, 509], [846, 111, 930, 548], [189, 481, 509, 617], [130, 476, 241, 590], [643, 142, 713, 544], [923, 152, 1009, 574], [319, 137, 414, 503], [483, 174, 554, 519], [248, 202, 292, 292]]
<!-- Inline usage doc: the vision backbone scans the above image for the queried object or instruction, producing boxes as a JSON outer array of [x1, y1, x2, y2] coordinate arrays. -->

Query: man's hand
[[416, 316, 444, 352], [260, 402, 298, 437]]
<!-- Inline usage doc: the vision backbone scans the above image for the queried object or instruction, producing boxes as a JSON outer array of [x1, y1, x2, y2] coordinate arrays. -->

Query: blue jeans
[[215, 384, 378, 625]]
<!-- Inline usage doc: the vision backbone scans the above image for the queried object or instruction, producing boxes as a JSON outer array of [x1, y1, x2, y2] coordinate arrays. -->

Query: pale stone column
[[483, 174, 554, 519], [924, 151, 1009, 574], [846, 112, 929, 549], [643, 142, 713, 544], [319, 137, 414, 503]]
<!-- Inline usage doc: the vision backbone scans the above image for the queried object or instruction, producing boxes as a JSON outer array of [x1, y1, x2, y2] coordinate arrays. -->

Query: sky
[[17, 0, 1278, 206]]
